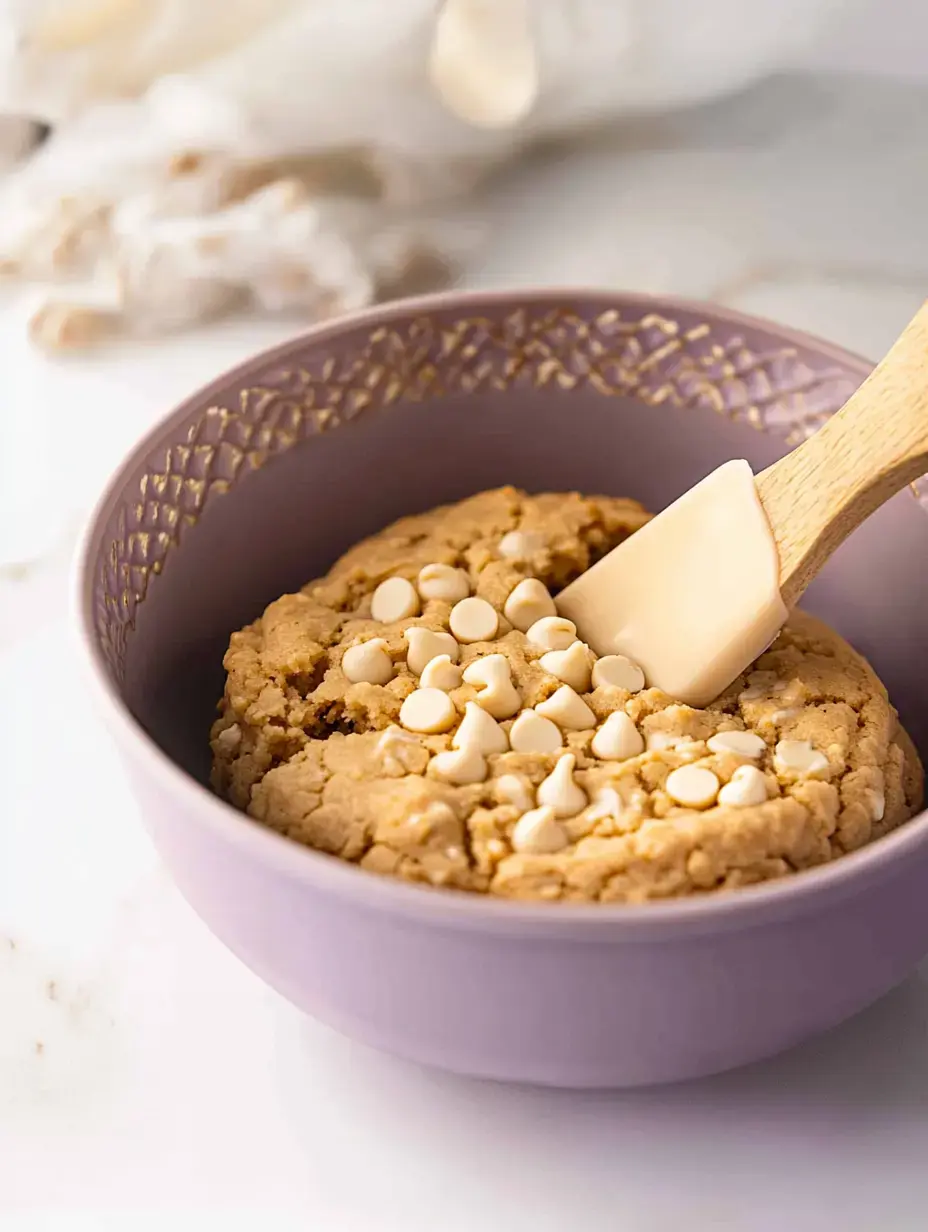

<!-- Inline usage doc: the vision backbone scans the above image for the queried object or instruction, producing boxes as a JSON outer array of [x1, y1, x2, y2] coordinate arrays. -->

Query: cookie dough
[[210, 487, 924, 903]]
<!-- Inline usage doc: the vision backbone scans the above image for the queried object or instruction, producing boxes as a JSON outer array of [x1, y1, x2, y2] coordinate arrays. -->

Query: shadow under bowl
[[77, 289, 928, 1087]]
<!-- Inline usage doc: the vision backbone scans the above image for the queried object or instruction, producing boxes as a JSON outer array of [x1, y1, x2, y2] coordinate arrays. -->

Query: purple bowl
[[76, 289, 928, 1087]]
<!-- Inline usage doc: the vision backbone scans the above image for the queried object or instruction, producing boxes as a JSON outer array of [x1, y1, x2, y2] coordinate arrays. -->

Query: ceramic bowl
[[76, 290, 928, 1088]]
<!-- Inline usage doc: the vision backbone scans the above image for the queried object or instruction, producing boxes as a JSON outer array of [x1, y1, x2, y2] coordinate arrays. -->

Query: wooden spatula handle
[[756, 301, 928, 608]]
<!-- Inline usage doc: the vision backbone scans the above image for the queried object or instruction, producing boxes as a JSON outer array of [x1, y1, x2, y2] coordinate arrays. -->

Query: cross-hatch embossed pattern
[[94, 306, 871, 680]]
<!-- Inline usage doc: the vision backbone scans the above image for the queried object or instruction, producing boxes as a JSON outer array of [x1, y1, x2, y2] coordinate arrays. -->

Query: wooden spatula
[[557, 302, 928, 707]]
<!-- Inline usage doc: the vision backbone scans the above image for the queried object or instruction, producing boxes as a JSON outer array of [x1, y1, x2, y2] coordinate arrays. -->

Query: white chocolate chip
[[771, 708, 801, 725], [591, 711, 644, 761], [869, 789, 886, 823], [665, 765, 720, 809], [629, 788, 649, 812], [342, 638, 393, 685], [462, 653, 522, 719], [449, 596, 499, 643], [718, 765, 769, 807], [591, 654, 646, 693], [215, 723, 242, 752], [584, 786, 623, 823], [774, 740, 829, 779], [371, 577, 420, 623], [535, 685, 597, 730], [431, 745, 488, 785], [646, 731, 684, 752], [537, 753, 588, 818], [676, 740, 707, 762], [503, 578, 556, 631], [420, 654, 463, 691], [707, 730, 766, 760], [404, 627, 460, 676], [399, 688, 457, 734], [453, 701, 509, 754], [495, 773, 535, 812], [406, 800, 458, 840], [417, 563, 471, 603], [739, 671, 780, 702], [539, 641, 592, 692], [377, 725, 419, 752], [511, 806, 568, 854], [376, 725, 422, 775], [526, 616, 577, 652], [498, 530, 546, 560], [509, 709, 564, 754]]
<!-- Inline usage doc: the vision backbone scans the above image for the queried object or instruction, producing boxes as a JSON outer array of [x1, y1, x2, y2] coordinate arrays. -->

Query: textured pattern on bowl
[[92, 300, 879, 681], [77, 290, 928, 1087]]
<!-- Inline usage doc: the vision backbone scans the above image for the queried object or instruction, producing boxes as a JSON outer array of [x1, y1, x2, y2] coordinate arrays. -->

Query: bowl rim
[[74, 286, 928, 939]]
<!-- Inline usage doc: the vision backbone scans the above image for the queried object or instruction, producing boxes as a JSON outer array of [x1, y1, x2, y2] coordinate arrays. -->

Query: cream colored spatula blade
[[557, 459, 787, 707], [558, 302, 928, 707]]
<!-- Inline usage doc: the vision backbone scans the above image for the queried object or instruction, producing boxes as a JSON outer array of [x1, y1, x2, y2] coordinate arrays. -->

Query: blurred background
[[0, 0, 926, 587], [3, 5, 928, 1226]]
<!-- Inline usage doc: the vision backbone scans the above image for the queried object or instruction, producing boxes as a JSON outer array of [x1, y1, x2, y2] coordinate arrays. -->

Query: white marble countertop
[[3, 73, 928, 1229]]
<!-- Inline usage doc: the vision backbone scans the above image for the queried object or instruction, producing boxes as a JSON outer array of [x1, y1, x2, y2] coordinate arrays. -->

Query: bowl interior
[[83, 293, 928, 793]]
